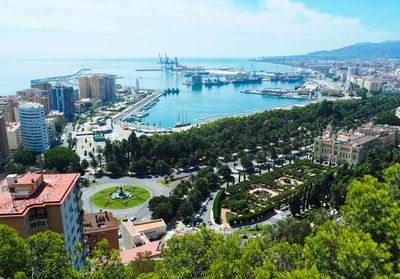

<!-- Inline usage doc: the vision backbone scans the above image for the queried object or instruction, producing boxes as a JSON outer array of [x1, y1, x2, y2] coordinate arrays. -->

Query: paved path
[[81, 175, 178, 221]]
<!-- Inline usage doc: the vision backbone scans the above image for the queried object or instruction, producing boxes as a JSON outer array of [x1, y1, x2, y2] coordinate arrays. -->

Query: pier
[[30, 68, 91, 85]]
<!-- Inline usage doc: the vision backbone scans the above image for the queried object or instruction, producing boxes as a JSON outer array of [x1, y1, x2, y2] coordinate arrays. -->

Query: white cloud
[[0, 0, 395, 58]]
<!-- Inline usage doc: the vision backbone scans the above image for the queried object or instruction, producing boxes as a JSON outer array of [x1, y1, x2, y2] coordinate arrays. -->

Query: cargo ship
[[231, 77, 263, 84]]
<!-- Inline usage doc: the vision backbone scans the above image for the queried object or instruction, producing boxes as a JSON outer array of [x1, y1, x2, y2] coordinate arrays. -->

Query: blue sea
[[0, 58, 309, 127]]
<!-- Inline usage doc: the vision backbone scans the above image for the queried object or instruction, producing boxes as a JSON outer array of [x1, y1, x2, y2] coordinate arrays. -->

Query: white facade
[[18, 102, 49, 153], [60, 182, 84, 267]]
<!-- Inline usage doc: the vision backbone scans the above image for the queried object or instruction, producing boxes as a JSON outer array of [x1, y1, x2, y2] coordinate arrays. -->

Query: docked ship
[[175, 110, 191, 128], [203, 78, 229, 87], [231, 77, 263, 84], [271, 73, 305, 83]]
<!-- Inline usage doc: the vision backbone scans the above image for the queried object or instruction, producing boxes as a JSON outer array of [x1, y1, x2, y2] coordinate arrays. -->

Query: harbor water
[[0, 58, 310, 127]]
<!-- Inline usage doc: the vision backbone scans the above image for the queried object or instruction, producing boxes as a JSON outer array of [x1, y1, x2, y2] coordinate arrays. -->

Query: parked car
[[130, 216, 137, 222]]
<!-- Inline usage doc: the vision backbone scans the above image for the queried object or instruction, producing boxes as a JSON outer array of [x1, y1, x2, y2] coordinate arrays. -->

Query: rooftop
[[18, 102, 44, 109], [121, 219, 167, 238], [5, 122, 20, 132], [83, 211, 118, 234], [120, 241, 162, 264], [0, 172, 80, 217]]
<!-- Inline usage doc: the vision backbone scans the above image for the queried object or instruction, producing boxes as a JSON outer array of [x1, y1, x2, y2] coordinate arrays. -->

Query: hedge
[[213, 189, 225, 224], [228, 203, 275, 226]]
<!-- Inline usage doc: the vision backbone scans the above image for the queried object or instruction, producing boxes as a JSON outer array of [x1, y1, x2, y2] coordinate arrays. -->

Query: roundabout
[[91, 185, 150, 209]]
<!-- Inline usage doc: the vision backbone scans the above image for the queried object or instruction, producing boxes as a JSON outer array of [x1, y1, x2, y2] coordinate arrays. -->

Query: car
[[118, 232, 122, 239], [130, 216, 137, 222]]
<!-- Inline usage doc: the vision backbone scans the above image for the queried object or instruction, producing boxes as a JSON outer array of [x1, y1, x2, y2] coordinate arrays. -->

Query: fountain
[[109, 186, 133, 200]]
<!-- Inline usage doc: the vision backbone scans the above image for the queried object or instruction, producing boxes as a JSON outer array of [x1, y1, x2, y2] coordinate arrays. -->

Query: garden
[[217, 160, 326, 226], [91, 185, 150, 209]]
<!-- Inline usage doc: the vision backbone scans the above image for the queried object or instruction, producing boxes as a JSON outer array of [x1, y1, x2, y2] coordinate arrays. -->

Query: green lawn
[[91, 185, 150, 209]]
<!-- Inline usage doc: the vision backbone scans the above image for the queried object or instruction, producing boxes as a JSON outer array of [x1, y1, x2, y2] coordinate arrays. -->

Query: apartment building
[[0, 172, 85, 266], [83, 211, 119, 252]]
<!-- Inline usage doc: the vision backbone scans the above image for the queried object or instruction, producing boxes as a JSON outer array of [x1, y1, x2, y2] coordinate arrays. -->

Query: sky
[[0, 0, 399, 58]]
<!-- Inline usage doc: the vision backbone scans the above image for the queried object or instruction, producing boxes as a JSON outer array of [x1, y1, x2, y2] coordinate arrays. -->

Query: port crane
[[158, 54, 187, 71]]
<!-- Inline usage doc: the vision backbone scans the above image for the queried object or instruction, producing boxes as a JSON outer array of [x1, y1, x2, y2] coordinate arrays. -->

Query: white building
[[18, 102, 49, 153]]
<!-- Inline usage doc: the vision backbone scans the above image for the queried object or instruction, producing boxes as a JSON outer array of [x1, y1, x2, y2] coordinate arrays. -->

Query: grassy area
[[225, 212, 237, 222], [92, 185, 150, 209], [233, 224, 273, 235], [158, 179, 176, 187]]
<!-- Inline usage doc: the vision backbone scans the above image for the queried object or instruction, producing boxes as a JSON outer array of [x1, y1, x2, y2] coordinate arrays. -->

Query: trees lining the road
[[102, 95, 400, 176], [148, 167, 220, 223]]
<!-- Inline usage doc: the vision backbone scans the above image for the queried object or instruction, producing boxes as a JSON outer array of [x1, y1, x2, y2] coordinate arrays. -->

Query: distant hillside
[[259, 41, 400, 60]]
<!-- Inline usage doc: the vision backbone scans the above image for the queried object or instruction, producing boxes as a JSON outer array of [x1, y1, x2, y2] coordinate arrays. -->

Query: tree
[[26, 230, 76, 279], [240, 154, 254, 172], [129, 157, 148, 176], [148, 196, 174, 223], [304, 221, 392, 279], [156, 228, 223, 279], [90, 158, 98, 170], [343, 172, 400, 253], [217, 164, 232, 181], [273, 218, 311, 245], [83, 239, 133, 279], [155, 160, 171, 175], [44, 147, 80, 172], [13, 148, 36, 166], [0, 225, 29, 278], [81, 159, 89, 170], [106, 160, 123, 176]]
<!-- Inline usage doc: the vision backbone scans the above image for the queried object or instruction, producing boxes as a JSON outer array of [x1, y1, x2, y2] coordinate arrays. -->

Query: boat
[[231, 77, 262, 84], [175, 110, 190, 128]]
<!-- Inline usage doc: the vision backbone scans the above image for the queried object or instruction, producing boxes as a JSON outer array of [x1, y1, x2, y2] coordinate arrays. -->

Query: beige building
[[363, 79, 384, 92], [83, 211, 119, 252], [313, 120, 399, 165], [121, 219, 166, 249], [78, 75, 116, 101], [79, 77, 92, 99], [5, 122, 22, 153], [16, 88, 51, 114], [356, 77, 364, 87]]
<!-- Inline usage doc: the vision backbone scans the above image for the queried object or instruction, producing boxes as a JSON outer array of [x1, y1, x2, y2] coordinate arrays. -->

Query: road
[[81, 175, 179, 221]]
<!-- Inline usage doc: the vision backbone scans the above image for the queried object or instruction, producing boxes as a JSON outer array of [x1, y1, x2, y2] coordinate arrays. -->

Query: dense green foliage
[[212, 189, 225, 224], [103, 95, 400, 175], [44, 147, 81, 173], [139, 164, 400, 278], [148, 167, 220, 223]]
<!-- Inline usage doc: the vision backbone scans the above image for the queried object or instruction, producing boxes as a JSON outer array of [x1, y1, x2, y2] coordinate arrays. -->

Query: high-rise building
[[16, 88, 51, 115], [0, 96, 18, 122], [18, 102, 49, 153], [51, 84, 75, 121], [0, 111, 10, 163], [46, 118, 57, 147], [31, 82, 53, 108], [78, 75, 116, 101], [79, 77, 91, 99], [0, 172, 85, 267], [5, 122, 22, 154]]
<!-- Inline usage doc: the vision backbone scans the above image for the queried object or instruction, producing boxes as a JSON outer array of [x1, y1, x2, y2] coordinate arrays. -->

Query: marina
[[0, 58, 312, 128]]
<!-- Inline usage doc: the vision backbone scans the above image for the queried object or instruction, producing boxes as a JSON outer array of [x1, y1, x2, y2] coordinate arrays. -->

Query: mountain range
[[260, 41, 400, 60]]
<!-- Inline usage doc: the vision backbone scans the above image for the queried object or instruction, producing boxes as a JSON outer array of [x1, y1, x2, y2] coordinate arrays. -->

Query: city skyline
[[0, 0, 399, 58]]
